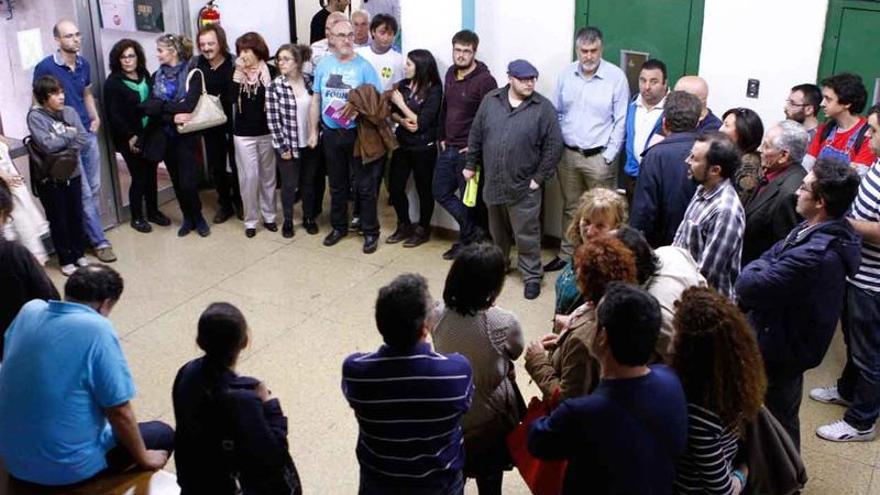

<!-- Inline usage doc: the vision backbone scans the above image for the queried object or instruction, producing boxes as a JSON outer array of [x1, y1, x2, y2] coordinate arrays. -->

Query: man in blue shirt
[[528, 282, 688, 495], [342, 273, 473, 494], [309, 19, 383, 254], [545, 26, 629, 273], [33, 20, 116, 263], [0, 265, 172, 486]]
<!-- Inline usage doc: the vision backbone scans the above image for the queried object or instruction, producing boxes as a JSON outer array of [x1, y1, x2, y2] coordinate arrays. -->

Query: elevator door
[[818, 0, 880, 106]]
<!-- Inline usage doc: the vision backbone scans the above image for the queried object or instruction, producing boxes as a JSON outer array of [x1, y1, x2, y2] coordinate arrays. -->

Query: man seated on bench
[[0, 265, 173, 486]]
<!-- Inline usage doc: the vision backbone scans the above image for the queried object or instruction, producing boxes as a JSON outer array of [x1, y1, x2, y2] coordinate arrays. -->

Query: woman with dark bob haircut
[[173, 302, 301, 494], [433, 243, 524, 494], [104, 39, 162, 234], [671, 287, 766, 494], [525, 237, 638, 404], [720, 107, 764, 201]]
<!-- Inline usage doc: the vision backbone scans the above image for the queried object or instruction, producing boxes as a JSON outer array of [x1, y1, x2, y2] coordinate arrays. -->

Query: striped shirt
[[341, 342, 473, 484], [849, 160, 880, 292], [675, 403, 740, 495], [673, 179, 745, 299], [265, 74, 307, 157]]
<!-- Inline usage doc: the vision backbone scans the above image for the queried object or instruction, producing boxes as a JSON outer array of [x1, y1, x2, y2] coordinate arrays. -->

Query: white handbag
[[176, 68, 227, 134]]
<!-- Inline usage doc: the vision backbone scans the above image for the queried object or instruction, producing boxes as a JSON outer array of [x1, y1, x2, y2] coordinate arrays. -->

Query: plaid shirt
[[265, 75, 302, 158], [673, 179, 745, 299]]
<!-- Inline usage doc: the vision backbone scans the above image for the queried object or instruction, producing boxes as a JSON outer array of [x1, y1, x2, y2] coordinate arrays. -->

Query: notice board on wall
[[135, 0, 164, 33]]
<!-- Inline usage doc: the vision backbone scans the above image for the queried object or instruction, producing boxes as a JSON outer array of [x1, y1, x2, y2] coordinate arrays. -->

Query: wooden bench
[[0, 469, 180, 495]]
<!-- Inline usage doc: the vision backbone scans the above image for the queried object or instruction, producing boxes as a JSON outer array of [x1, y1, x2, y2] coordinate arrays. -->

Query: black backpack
[[24, 109, 80, 196]]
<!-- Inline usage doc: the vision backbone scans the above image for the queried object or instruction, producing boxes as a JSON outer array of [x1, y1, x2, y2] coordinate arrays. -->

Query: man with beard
[[191, 24, 242, 224], [433, 30, 497, 260], [34, 20, 117, 263], [672, 132, 745, 299], [544, 26, 628, 273], [465, 60, 563, 300], [785, 83, 821, 141]]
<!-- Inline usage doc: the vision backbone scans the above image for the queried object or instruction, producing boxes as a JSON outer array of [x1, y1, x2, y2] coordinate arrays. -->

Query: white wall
[[698, 0, 828, 131], [188, 0, 290, 53]]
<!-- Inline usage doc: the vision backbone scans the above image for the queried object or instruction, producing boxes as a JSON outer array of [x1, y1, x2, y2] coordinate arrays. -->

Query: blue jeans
[[359, 469, 464, 495], [838, 283, 880, 430], [433, 146, 483, 241], [79, 133, 110, 248]]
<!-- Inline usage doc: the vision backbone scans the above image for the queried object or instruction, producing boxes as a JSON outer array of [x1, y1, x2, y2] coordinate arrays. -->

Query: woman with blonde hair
[[554, 187, 628, 321], [672, 287, 766, 494]]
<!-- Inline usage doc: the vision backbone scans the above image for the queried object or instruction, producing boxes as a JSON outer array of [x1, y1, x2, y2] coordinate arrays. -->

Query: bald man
[[309, 11, 349, 72], [674, 75, 722, 133]]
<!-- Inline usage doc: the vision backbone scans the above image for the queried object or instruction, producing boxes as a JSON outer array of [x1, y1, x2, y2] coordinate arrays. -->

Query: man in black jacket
[[465, 59, 563, 300], [741, 120, 808, 265], [629, 90, 702, 248]]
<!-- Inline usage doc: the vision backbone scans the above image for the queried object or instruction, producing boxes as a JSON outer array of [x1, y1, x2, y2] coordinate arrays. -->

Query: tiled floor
[[39, 192, 880, 494]]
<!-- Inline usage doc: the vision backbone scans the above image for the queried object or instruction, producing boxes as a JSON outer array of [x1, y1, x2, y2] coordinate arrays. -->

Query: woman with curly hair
[[554, 188, 628, 322], [671, 287, 767, 494], [526, 236, 637, 402]]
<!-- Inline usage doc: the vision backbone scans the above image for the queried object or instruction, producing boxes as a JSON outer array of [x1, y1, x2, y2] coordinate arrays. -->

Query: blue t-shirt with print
[[313, 53, 381, 129], [0, 300, 136, 485], [34, 53, 93, 129]]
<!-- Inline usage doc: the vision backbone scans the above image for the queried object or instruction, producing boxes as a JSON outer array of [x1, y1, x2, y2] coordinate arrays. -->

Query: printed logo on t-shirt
[[380, 66, 393, 80], [322, 74, 353, 127]]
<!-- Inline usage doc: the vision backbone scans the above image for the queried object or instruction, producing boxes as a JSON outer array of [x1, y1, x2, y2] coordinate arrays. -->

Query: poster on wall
[[99, 0, 136, 32], [17, 28, 43, 70], [134, 0, 164, 33]]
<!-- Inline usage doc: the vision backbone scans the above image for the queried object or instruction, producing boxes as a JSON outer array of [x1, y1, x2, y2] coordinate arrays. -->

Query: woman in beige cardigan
[[525, 237, 638, 403]]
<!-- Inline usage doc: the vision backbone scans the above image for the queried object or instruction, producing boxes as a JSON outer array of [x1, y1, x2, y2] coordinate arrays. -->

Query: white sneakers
[[60, 257, 89, 277], [816, 420, 876, 442], [810, 386, 876, 442], [809, 386, 852, 407]]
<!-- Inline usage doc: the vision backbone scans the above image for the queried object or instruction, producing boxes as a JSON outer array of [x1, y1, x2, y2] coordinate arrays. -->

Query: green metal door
[[574, 0, 704, 85], [818, 0, 880, 106]]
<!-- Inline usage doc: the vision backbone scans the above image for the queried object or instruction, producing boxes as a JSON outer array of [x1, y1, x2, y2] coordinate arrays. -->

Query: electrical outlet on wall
[[747, 79, 760, 98]]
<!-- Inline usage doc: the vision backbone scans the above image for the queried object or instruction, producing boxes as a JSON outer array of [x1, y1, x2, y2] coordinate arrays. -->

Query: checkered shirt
[[673, 178, 745, 299], [266, 75, 301, 158]]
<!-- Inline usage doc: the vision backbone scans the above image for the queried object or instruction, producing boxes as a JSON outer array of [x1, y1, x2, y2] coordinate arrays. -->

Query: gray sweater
[[466, 86, 563, 205], [26, 105, 88, 179]]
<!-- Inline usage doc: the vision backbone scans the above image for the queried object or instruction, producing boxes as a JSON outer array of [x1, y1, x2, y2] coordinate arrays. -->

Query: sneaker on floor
[[75, 257, 89, 267], [809, 386, 852, 407], [94, 246, 117, 262], [60, 264, 77, 276], [816, 420, 876, 442]]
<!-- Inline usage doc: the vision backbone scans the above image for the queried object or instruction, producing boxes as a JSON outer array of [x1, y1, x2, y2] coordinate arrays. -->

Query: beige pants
[[558, 149, 615, 257], [234, 134, 277, 229]]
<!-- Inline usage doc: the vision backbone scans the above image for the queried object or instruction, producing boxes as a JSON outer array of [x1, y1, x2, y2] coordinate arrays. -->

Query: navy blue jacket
[[736, 219, 861, 370], [629, 131, 698, 248]]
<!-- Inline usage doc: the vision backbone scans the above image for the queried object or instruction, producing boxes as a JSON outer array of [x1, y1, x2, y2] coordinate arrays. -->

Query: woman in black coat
[[141, 34, 210, 237], [104, 39, 167, 233], [173, 302, 301, 494]]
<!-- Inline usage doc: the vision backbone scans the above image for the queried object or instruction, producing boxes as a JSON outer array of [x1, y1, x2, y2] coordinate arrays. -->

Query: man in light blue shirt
[[546, 26, 629, 272], [0, 265, 173, 486]]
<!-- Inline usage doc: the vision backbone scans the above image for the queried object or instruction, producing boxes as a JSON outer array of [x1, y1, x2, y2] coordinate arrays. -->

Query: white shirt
[[306, 39, 331, 75], [295, 90, 312, 148], [633, 94, 665, 163], [355, 45, 404, 92]]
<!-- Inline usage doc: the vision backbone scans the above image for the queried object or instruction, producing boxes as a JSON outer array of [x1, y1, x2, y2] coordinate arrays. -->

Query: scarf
[[152, 61, 189, 102], [232, 59, 271, 111]]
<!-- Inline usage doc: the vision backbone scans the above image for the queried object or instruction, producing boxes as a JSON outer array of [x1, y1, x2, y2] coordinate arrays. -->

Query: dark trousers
[[164, 133, 203, 223], [121, 148, 159, 220], [277, 151, 301, 222], [105, 420, 175, 472], [39, 177, 86, 266], [487, 188, 543, 284], [838, 283, 880, 430], [389, 146, 436, 228], [764, 365, 804, 451], [203, 126, 241, 212], [297, 146, 322, 220], [432, 145, 488, 242], [323, 128, 382, 235]]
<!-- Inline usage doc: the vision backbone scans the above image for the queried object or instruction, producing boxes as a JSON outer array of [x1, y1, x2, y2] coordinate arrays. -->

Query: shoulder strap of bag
[[185, 68, 208, 95]]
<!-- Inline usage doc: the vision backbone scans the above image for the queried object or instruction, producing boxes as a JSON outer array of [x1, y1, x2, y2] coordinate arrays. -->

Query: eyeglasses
[[331, 32, 355, 40], [276, 56, 295, 63], [797, 183, 815, 194]]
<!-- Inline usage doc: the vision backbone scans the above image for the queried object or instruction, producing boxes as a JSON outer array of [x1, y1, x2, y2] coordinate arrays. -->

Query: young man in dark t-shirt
[[528, 282, 688, 495]]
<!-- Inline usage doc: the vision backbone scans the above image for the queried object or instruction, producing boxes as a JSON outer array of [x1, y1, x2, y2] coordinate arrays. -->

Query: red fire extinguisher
[[197, 0, 220, 29]]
